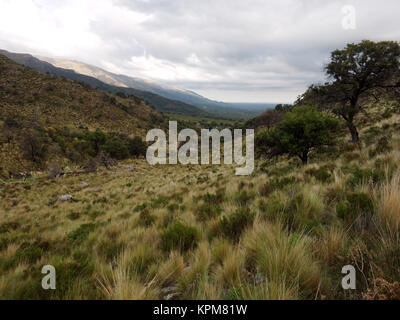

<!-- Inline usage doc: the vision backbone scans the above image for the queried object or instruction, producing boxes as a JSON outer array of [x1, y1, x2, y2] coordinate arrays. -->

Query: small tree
[[20, 130, 48, 163], [298, 40, 400, 142], [256, 106, 339, 164], [87, 129, 107, 154]]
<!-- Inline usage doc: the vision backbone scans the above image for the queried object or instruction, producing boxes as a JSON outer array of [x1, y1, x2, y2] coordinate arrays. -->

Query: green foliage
[[100, 137, 129, 160], [128, 136, 146, 158], [256, 106, 339, 164], [369, 136, 392, 158], [216, 208, 255, 242], [201, 189, 225, 204], [160, 222, 199, 252], [306, 165, 333, 183], [336, 192, 375, 223], [67, 223, 96, 243], [195, 203, 222, 221], [86, 129, 107, 154], [20, 130, 48, 162], [298, 40, 400, 142], [347, 167, 385, 187]]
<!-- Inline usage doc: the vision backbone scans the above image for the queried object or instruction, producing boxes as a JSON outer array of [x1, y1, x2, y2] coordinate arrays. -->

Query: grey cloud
[[1, 0, 399, 102]]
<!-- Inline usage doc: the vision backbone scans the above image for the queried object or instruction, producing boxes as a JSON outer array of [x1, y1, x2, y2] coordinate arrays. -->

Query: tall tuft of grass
[[377, 171, 400, 233], [242, 221, 322, 298], [96, 251, 159, 300]]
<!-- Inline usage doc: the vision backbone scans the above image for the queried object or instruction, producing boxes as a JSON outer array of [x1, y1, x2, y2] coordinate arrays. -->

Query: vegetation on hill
[[0, 54, 164, 173], [0, 50, 215, 119], [0, 100, 399, 299], [297, 40, 400, 143], [0, 40, 400, 300]]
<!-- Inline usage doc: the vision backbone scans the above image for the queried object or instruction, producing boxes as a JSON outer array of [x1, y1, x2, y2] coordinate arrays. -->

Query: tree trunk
[[299, 151, 308, 165], [347, 120, 359, 143]]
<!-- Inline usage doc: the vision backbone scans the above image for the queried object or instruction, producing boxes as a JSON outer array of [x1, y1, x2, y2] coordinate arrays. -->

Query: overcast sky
[[0, 0, 399, 103]]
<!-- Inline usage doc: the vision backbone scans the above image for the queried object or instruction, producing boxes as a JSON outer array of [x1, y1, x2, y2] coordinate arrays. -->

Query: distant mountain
[[0, 49, 211, 118], [0, 53, 165, 135], [1, 49, 270, 120], [37, 55, 269, 120]]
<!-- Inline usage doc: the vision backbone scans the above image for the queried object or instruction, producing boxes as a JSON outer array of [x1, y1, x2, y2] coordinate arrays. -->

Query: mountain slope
[[0, 54, 164, 134], [0, 49, 211, 118], [40, 56, 233, 108], [37, 55, 267, 119]]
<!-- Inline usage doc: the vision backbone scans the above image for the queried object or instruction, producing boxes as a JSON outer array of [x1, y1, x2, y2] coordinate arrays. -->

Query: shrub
[[161, 222, 199, 252], [195, 203, 222, 221], [306, 166, 332, 183], [138, 209, 155, 227], [128, 136, 146, 158], [20, 129, 47, 162], [202, 189, 225, 204], [256, 106, 339, 164], [86, 129, 107, 154], [217, 208, 255, 242], [234, 190, 254, 206], [336, 192, 375, 225], [100, 137, 129, 160], [348, 167, 385, 186], [369, 136, 392, 158], [67, 223, 96, 243]]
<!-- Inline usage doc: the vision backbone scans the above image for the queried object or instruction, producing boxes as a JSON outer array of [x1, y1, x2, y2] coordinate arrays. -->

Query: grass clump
[[243, 221, 322, 298], [336, 192, 375, 227], [160, 222, 200, 252], [215, 208, 255, 242], [67, 223, 96, 243]]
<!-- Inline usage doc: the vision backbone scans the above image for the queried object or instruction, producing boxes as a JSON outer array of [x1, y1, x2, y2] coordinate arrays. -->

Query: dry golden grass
[[0, 106, 400, 300]]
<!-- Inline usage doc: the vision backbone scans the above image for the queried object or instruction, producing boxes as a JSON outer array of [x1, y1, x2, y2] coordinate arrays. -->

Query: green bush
[[256, 106, 339, 164], [100, 137, 129, 160], [160, 222, 199, 252], [336, 192, 375, 224], [369, 136, 392, 158], [195, 203, 222, 221], [217, 208, 254, 241], [348, 167, 385, 186], [306, 166, 332, 183], [202, 189, 225, 204], [128, 136, 147, 158], [67, 223, 96, 243]]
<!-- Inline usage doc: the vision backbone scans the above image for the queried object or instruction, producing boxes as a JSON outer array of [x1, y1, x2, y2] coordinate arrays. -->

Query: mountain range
[[0, 53, 164, 135], [0, 49, 274, 120]]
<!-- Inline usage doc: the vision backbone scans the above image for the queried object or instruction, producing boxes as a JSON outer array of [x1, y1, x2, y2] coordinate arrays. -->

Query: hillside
[[39, 56, 266, 116], [1, 50, 265, 120], [0, 49, 213, 118], [0, 54, 166, 172], [0, 54, 164, 133], [0, 99, 399, 299]]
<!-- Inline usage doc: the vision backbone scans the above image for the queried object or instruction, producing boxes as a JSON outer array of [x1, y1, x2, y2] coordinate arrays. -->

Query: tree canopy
[[256, 106, 339, 164], [297, 40, 400, 142]]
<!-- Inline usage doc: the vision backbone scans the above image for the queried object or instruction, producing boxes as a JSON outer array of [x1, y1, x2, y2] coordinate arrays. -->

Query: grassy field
[[1, 103, 400, 300]]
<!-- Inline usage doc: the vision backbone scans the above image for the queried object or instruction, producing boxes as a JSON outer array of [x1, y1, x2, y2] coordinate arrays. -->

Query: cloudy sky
[[0, 0, 399, 103]]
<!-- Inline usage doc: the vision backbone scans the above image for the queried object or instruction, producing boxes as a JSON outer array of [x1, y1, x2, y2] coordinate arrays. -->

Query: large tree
[[256, 106, 339, 164], [298, 40, 400, 142]]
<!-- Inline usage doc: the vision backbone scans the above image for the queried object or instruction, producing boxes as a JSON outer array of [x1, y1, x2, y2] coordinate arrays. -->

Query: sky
[[0, 0, 399, 103]]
